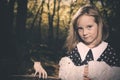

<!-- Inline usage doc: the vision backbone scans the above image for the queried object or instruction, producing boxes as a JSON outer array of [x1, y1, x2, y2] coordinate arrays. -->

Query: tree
[[47, 0, 57, 46], [16, 0, 28, 44], [16, 0, 28, 74], [30, 0, 45, 44], [0, 0, 17, 78], [56, 0, 61, 45]]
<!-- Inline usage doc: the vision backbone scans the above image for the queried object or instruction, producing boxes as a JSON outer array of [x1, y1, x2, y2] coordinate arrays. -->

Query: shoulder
[[59, 56, 75, 71], [103, 44, 120, 67], [59, 57, 73, 65], [105, 44, 118, 57], [66, 47, 80, 59], [66, 47, 82, 66]]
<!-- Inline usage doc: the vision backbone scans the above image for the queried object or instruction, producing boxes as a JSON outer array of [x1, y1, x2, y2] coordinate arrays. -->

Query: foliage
[[1, 0, 120, 78]]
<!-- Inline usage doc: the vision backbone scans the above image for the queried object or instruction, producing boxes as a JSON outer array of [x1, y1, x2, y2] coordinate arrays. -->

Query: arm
[[59, 57, 84, 80], [88, 61, 120, 80], [98, 66, 120, 80], [59, 57, 72, 80], [33, 61, 47, 79]]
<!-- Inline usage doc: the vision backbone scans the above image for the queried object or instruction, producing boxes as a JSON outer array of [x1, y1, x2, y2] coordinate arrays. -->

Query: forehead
[[77, 15, 95, 26]]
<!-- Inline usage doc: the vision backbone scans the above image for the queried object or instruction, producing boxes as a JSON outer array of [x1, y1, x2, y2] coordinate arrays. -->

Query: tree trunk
[[47, 0, 56, 46], [16, 0, 28, 74], [38, 0, 45, 44], [0, 0, 17, 78], [16, 0, 28, 44], [56, 0, 61, 46]]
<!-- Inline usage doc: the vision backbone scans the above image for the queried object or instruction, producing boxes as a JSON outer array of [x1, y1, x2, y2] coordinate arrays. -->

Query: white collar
[[77, 41, 108, 61]]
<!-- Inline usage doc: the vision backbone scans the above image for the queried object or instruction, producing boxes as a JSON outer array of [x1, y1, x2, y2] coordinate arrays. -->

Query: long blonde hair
[[65, 4, 109, 52]]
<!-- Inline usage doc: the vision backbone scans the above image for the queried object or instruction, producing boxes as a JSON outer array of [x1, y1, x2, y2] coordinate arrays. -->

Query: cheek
[[92, 28, 99, 38], [93, 30, 98, 35], [78, 31, 83, 37]]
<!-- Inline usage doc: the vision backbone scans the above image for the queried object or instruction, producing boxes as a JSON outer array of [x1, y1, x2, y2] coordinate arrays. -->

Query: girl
[[59, 4, 120, 80]]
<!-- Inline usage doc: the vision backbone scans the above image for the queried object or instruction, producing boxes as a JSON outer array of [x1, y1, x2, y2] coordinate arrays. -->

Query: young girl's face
[[77, 15, 99, 47]]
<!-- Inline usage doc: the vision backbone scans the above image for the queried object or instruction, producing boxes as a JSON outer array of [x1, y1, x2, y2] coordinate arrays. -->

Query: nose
[[83, 29, 88, 36]]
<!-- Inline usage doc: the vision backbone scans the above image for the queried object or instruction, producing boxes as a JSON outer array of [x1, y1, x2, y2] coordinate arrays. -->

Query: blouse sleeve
[[59, 57, 75, 80], [88, 61, 120, 80], [98, 66, 120, 80], [88, 61, 111, 79], [59, 57, 84, 80]]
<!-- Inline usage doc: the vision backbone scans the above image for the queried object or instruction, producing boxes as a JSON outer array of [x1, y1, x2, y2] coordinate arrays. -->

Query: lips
[[83, 37, 89, 39]]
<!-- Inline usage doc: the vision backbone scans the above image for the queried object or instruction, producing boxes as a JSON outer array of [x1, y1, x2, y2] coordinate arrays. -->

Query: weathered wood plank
[[10, 75, 61, 80]]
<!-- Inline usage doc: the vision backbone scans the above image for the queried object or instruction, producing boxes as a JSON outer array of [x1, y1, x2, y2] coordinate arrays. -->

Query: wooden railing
[[10, 75, 61, 80]]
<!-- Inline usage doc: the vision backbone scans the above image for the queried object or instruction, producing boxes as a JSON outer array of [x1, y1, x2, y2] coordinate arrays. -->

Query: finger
[[34, 71, 37, 77], [43, 72, 47, 79], [39, 72, 41, 78], [44, 72, 47, 78]]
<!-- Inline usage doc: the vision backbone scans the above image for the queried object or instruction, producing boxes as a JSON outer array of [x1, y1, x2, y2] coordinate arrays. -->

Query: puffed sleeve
[[59, 57, 84, 80], [98, 66, 120, 80], [88, 61, 120, 80]]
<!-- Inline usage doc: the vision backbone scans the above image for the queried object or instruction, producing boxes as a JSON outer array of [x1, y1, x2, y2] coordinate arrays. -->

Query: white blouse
[[59, 41, 120, 80], [77, 41, 108, 61]]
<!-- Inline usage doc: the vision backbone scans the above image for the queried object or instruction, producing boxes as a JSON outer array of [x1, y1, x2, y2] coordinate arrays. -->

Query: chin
[[83, 41, 91, 45]]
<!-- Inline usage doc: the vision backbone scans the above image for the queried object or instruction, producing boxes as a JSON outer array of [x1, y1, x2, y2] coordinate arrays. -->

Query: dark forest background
[[0, 0, 120, 79]]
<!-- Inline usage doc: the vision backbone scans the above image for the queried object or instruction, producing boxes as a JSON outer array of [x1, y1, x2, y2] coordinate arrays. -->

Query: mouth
[[83, 37, 89, 39]]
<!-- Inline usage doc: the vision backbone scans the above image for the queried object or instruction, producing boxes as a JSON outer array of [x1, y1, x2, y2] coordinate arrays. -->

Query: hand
[[83, 65, 91, 80], [33, 62, 47, 78]]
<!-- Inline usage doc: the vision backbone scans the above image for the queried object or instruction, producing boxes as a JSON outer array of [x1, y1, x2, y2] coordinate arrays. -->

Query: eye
[[76, 27, 83, 30], [87, 25, 92, 29]]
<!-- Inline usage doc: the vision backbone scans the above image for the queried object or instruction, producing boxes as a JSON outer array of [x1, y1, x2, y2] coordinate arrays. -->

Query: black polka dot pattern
[[97, 45, 120, 67], [67, 47, 82, 66], [66, 45, 120, 67], [81, 49, 94, 65]]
